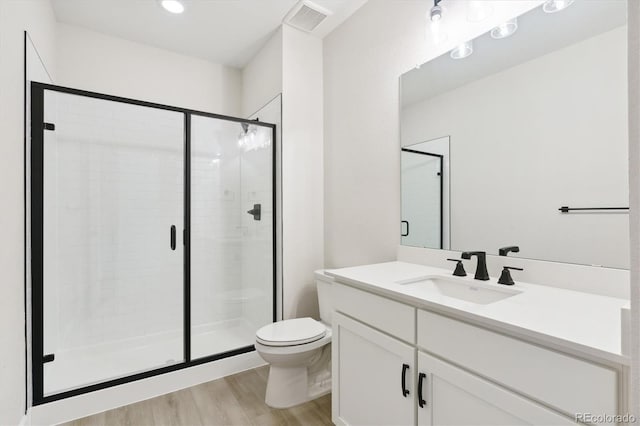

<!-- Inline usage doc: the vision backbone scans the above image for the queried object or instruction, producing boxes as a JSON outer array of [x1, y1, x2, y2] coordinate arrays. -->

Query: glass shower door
[[401, 149, 443, 248], [36, 88, 185, 396], [190, 115, 274, 359]]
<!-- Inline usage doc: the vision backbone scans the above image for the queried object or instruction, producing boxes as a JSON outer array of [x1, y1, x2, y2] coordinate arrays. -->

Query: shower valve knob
[[247, 204, 261, 221]]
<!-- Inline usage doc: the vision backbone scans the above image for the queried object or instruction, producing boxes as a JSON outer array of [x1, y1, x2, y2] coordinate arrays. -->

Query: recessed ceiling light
[[159, 0, 185, 14], [491, 18, 518, 39], [450, 41, 473, 60], [542, 0, 574, 14]]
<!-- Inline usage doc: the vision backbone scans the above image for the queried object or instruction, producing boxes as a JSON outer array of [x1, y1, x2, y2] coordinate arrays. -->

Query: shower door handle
[[401, 221, 409, 237], [170, 225, 176, 250]]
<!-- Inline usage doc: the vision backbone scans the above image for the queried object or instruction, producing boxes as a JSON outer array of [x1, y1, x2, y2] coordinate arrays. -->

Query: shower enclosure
[[30, 83, 276, 404], [401, 147, 444, 249]]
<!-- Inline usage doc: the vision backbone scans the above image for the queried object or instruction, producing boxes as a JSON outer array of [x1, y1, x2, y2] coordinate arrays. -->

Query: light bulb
[[450, 41, 473, 60], [159, 0, 185, 14], [430, 4, 442, 22], [543, 0, 575, 14], [491, 18, 518, 39]]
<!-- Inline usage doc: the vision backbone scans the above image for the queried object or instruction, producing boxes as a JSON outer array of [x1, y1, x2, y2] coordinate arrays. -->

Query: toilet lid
[[256, 318, 326, 347]]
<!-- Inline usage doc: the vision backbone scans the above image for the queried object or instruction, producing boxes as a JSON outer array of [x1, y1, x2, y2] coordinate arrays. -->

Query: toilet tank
[[315, 270, 335, 325]]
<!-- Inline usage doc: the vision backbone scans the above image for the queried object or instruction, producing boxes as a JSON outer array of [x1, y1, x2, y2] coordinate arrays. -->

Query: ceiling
[[51, 0, 366, 68], [401, 0, 627, 108]]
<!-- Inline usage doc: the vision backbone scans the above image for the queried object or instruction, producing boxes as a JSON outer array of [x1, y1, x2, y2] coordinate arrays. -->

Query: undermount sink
[[396, 275, 522, 305]]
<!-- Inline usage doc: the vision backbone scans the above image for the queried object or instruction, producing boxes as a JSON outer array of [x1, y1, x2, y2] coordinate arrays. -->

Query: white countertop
[[325, 261, 630, 366]]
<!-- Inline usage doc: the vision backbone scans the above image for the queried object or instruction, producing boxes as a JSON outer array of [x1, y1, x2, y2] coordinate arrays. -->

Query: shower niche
[[30, 83, 276, 404]]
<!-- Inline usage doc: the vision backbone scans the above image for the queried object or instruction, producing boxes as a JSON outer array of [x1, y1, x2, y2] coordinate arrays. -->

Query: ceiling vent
[[284, 1, 332, 33]]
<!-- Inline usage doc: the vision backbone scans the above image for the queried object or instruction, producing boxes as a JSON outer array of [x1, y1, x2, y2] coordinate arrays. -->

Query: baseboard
[[18, 412, 31, 426]]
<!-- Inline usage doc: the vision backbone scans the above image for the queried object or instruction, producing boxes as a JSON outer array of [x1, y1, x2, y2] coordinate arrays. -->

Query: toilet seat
[[255, 328, 332, 356], [256, 317, 326, 347]]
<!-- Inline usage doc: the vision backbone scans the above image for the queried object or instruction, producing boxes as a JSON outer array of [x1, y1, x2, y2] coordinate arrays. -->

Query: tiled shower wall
[[191, 117, 274, 337], [190, 117, 243, 330], [239, 135, 274, 331]]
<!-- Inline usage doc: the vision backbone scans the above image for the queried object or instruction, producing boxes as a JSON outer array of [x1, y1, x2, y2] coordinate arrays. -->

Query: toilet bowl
[[255, 271, 334, 408]]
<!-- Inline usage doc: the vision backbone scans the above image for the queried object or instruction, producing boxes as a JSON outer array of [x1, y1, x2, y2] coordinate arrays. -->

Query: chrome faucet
[[461, 251, 490, 281]]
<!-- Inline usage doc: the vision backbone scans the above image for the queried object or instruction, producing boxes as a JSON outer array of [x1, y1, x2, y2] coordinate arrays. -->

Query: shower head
[[241, 122, 249, 134]]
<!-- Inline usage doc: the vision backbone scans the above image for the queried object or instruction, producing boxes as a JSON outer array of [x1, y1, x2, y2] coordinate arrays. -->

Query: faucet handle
[[498, 266, 523, 286], [447, 258, 467, 277], [499, 246, 520, 256]]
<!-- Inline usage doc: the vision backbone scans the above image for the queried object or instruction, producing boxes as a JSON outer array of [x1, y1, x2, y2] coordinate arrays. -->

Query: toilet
[[255, 271, 334, 408]]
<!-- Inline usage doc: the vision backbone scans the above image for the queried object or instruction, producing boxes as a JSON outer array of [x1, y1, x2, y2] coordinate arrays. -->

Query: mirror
[[400, 1, 628, 269]]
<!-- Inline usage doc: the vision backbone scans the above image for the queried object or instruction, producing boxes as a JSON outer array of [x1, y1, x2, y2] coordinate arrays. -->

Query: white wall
[[0, 0, 57, 423], [241, 25, 324, 320], [323, 0, 542, 268], [25, 31, 54, 418], [242, 29, 283, 117], [401, 26, 628, 268], [281, 25, 325, 319], [55, 23, 242, 116]]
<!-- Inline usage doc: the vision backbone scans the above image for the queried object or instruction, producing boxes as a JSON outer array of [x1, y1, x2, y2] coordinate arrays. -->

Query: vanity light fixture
[[159, 0, 185, 14], [542, 0, 574, 14], [491, 18, 518, 39], [430, 0, 443, 22], [427, 0, 447, 45], [450, 40, 473, 59]]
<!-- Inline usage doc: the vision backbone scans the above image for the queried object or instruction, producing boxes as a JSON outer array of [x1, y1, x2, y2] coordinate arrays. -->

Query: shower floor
[[44, 319, 258, 396]]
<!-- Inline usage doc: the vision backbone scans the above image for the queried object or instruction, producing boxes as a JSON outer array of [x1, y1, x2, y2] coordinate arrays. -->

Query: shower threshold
[[43, 319, 257, 397]]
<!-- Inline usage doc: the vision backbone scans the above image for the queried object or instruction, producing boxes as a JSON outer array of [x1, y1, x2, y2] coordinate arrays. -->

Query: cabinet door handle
[[418, 372, 427, 408], [401, 363, 410, 397]]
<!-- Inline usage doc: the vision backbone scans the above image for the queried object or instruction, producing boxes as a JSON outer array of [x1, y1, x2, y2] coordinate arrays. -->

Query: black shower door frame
[[30, 82, 277, 405], [401, 147, 444, 249]]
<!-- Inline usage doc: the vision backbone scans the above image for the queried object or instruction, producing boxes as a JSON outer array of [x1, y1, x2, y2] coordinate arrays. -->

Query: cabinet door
[[333, 312, 415, 426], [417, 352, 576, 426]]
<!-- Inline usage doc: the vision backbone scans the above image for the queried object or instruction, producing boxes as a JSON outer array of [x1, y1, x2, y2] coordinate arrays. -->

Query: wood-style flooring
[[62, 366, 332, 426]]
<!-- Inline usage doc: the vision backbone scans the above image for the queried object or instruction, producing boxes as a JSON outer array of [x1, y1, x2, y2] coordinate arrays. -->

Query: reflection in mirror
[[401, 137, 450, 249], [400, 1, 628, 268]]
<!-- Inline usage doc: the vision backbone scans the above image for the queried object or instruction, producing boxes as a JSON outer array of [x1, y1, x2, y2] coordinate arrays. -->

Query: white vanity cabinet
[[331, 282, 417, 425], [331, 282, 620, 426], [332, 312, 415, 426], [417, 351, 575, 425], [417, 310, 618, 420]]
